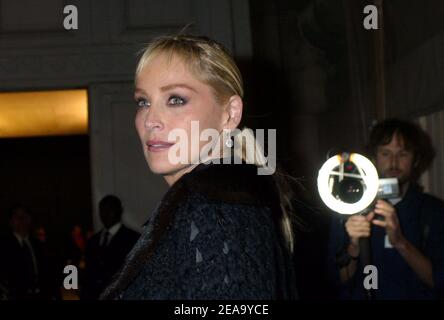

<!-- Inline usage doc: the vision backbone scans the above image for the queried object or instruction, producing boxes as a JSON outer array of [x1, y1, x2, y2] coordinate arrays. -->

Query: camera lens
[[338, 178, 364, 203]]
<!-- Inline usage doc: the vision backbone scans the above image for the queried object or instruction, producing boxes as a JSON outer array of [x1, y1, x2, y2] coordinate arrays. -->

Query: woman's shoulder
[[153, 162, 281, 242], [178, 162, 279, 208]]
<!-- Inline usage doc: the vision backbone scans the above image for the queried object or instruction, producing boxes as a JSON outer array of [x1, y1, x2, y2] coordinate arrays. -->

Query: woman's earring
[[225, 134, 233, 148]]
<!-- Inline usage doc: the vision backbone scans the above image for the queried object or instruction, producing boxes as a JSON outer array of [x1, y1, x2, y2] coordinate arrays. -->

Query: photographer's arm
[[372, 200, 433, 288], [339, 213, 373, 284], [339, 244, 359, 283]]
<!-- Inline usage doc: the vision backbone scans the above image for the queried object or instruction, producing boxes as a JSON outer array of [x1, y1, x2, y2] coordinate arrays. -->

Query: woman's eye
[[136, 98, 150, 109], [168, 96, 186, 106]]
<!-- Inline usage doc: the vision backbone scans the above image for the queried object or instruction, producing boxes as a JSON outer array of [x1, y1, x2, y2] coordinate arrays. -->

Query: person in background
[[328, 119, 444, 299], [34, 225, 47, 243], [65, 225, 87, 267], [0, 205, 58, 300], [81, 195, 140, 300]]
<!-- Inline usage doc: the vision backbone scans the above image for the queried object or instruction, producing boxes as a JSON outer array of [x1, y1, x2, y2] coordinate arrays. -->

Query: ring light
[[317, 153, 379, 215]]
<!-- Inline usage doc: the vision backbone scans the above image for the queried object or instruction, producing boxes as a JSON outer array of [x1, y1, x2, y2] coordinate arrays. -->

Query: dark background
[[1, 0, 444, 299]]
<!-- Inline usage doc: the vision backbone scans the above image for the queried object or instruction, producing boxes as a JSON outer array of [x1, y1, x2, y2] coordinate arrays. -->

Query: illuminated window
[[0, 89, 88, 138]]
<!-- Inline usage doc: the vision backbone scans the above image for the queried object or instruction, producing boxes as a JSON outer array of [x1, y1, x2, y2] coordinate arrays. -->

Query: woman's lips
[[146, 140, 174, 152]]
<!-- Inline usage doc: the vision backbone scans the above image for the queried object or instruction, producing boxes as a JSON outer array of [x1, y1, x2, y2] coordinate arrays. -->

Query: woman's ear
[[222, 95, 243, 130]]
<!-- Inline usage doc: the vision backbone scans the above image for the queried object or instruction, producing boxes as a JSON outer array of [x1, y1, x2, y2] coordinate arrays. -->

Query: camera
[[376, 178, 400, 199], [318, 152, 399, 215]]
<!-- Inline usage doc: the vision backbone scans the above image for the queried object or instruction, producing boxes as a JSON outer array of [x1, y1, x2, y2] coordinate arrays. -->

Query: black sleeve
[[172, 194, 278, 299]]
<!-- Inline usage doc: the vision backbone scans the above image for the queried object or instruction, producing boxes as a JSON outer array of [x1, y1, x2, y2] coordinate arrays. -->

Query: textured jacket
[[101, 162, 297, 300]]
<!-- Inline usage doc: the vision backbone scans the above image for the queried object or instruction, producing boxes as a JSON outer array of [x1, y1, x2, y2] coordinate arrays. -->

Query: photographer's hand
[[371, 199, 405, 247], [339, 212, 374, 283], [345, 212, 375, 256], [371, 199, 434, 288]]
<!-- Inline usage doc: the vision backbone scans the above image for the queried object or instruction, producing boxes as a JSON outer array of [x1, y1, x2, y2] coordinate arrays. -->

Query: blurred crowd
[[0, 195, 140, 300]]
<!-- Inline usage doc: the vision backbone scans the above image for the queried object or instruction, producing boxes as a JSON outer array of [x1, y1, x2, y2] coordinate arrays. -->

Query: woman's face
[[134, 54, 229, 185]]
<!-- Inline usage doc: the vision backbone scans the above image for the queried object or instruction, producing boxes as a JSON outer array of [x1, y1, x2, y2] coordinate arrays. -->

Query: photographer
[[328, 119, 444, 299]]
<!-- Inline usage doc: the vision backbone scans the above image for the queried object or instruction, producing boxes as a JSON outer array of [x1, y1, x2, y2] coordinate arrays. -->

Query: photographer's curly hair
[[366, 118, 436, 182]]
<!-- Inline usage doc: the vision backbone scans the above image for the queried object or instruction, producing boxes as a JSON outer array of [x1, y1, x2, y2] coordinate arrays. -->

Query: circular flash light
[[317, 153, 379, 215]]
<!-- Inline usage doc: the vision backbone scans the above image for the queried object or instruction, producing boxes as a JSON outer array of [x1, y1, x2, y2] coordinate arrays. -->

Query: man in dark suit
[[0, 205, 58, 300], [82, 195, 140, 300]]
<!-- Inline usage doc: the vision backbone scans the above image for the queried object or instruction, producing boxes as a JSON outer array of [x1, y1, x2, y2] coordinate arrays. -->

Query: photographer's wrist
[[337, 246, 359, 269], [347, 243, 360, 258]]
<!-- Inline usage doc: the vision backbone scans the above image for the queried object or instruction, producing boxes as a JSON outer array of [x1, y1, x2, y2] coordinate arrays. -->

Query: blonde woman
[[100, 35, 298, 300]]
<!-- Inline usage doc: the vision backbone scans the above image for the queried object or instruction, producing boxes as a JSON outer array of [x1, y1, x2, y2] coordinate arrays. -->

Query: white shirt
[[388, 197, 403, 206], [13, 233, 38, 276], [385, 196, 404, 248], [100, 222, 122, 246]]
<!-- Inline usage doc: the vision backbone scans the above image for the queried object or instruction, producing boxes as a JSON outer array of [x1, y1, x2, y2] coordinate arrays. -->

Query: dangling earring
[[225, 132, 233, 148]]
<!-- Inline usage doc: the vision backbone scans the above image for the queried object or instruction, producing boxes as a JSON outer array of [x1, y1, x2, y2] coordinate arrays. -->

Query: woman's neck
[[163, 144, 233, 186], [164, 163, 200, 186]]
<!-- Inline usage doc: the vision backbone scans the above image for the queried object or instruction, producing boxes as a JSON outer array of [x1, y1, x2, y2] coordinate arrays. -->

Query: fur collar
[[178, 161, 279, 207], [100, 161, 280, 300], [142, 161, 280, 227]]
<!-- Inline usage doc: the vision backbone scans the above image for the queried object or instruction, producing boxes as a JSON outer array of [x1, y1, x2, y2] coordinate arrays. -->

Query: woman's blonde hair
[[136, 34, 243, 104], [135, 34, 296, 253]]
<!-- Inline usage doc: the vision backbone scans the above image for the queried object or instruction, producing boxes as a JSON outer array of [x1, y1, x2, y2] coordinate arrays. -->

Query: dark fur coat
[[100, 162, 298, 300]]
